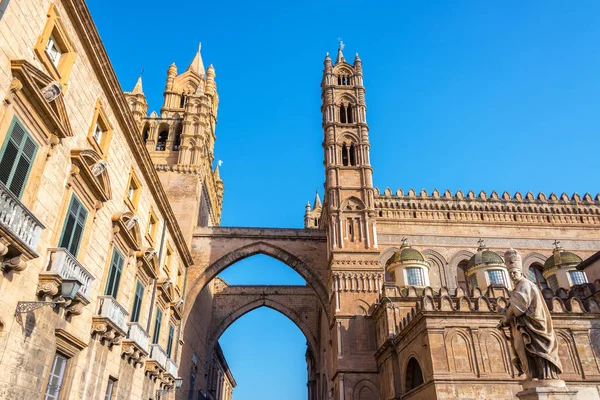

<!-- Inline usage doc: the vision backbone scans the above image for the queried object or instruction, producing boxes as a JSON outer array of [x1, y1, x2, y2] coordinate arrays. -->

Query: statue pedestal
[[516, 380, 578, 400]]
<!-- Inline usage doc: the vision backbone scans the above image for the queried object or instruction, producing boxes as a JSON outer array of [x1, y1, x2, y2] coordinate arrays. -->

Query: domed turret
[[542, 241, 586, 291], [385, 239, 429, 287], [464, 240, 509, 290]]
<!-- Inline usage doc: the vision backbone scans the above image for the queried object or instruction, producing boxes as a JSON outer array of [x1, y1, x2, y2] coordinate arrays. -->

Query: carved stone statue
[[497, 248, 563, 380]]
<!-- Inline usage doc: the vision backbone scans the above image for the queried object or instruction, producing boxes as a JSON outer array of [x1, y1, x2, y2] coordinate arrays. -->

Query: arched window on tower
[[347, 103, 354, 123], [172, 125, 182, 151], [349, 143, 357, 166], [457, 260, 469, 292], [340, 104, 347, 123], [406, 358, 424, 392], [142, 125, 150, 143], [156, 129, 168, 151], [528, 263, 548, 290], [341, 143, 349, 166], [180, 94, 187, 108]]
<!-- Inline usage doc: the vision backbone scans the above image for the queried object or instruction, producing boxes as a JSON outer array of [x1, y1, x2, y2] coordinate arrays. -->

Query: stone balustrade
[[149, 344, 168, 369], [0, 180, 44, 258], [166, 358, 178, 377], [126, 322, 150, 353], [96, 296, 129, 333], [46, 248, 94, 299]]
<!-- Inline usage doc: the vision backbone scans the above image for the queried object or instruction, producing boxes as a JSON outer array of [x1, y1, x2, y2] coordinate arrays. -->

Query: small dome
[[467, 240, 504, 270], [386, 240, 426, 267], [544, 243, 582, 270]]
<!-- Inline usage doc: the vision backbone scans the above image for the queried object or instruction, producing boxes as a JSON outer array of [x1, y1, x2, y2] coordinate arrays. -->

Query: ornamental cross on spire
[[553, 240, 562, 249], [338, 38, 345, 51], [477, 238, 486, 249], [400, 237, 408, 247]]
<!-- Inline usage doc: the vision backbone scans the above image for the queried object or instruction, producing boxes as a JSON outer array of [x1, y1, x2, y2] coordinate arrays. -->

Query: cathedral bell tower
[[321, 43, 382, 400], [321, 43, 377, 253]]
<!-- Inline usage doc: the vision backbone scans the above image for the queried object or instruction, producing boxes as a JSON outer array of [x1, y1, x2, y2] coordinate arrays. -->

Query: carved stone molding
[[36, 274, 61, 299], [2, 256, 27, 273], [91, 318, 125, 347], [145, 361, 165, 381], [122, 341, 147, 367]]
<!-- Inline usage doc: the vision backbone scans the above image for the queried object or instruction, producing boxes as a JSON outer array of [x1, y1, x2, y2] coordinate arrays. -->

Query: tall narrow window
[[349, 143, 357, 166], [142, 126, 149, 142], [341, 143, 349, 166], [44, 353, 68, 400], [130, 280, 144, 323], [470, 274, 478, 289], [405, 358, 424, 391], [456, 260, 469, 291], [59, 196, 88, 257], [152, 308, 163, 344], [105, 249, 124, 298], [340, 104, 347, 123], [172, 126, 182, 151], [0, 118, 38, 198], [528, 264, 548, 290], [104, 377, 117, 400], [180, 94, 186, 108], [347, 104, 353, 123], [166, 324, 175, 358], [347, 218, 354, 240], [547, 275, 559, 292]]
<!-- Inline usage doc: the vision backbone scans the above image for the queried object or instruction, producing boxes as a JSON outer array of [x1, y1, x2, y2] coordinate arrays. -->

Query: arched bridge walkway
[[207, 282, 320, 356], [186, 227, 329, 323]]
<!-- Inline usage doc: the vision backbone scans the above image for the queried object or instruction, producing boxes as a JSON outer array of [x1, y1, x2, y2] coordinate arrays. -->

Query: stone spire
[[187, 43, 205, 75], [131, 76, 144, 95], [335, 40, 345, 64], [313, 191, 322, 209]]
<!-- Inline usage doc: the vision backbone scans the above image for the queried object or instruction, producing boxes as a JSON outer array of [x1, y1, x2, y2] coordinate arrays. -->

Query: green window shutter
[[152, 308, 163, 344], [104, 249, 124, 298], [166, 324, 175, 358], [0, 118, 38, 198], [130, 280, 144, 323], [58, 196, 88, 257]]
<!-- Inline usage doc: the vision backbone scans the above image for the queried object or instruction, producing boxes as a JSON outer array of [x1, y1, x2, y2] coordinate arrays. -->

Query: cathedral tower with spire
[[319, 42, 383, 399], [125, 45, 223, 243]]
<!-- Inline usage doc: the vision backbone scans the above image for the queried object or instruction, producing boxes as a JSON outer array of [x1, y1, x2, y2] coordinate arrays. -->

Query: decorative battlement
[[374, 188, 600, 225], [380, 281, 600, 334]]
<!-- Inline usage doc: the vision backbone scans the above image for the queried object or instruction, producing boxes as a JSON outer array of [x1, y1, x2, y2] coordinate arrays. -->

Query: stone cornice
[[61, 0, 193, 267]]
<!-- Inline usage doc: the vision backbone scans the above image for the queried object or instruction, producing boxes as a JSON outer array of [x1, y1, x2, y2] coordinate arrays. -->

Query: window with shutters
[[34, 4, 76, 87], [166, 324, 175, 358], [152, 308, 163, 344], [58, 196, 88, 257], [87, 100, 113, 156], [104, 249, 124, 298], [0, 117, 38, 198], [43, 352, 69, 400], [130, 280, 144, 323]]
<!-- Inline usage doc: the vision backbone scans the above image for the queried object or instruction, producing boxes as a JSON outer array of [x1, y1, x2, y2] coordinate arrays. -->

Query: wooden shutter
[[166, 324, 175, 357], [130, 280, 144, 322], [152, 308, 163, 344], [0, 118, 38, 198], [59, 196, 88, 257], [104, 249, 124, 298]]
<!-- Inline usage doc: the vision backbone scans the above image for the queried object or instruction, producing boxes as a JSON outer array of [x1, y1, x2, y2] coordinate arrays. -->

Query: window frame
[[152, 307, 163, 344], [34, 4, 77, 88], [145, 207, 158, 244], [43, 352, 69, 400], [130, 279, 144, 323], [487, 269, 506, 286], [547, 274, 560, 292], [405, 267, 424, 287], [104, 248, 125, 299], [568, 270, 587, 286], [86, 100, 113, 157], [104, 376, 117, 400], [0, 117, 38, 199], [124, 168, 142, 211], [166, 324, 175, 358], [58, 195, 88, 258]]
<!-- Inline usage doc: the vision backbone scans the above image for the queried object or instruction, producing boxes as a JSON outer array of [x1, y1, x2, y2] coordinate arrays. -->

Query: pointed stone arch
[[207, 295, 319, 358], [184, 239, 328, 324]]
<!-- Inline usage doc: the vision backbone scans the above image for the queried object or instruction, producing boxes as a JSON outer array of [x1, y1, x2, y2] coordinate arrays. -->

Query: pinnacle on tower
[[131, 76, 144, 95], [335, 40, 345, 64], [187, 43, 205, 75], [313, 191, 322, 209]]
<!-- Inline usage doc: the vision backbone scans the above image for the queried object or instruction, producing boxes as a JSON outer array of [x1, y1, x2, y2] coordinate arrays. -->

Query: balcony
[[122, 322, 150, 366], [0, 181, 44, 271], [166, 358, 179, 377], [91, 296, 129, 346], [37, 248, 95, 312], [146, 344, 167, 379]]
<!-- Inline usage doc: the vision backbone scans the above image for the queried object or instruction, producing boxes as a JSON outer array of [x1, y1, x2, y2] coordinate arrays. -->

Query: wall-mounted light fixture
[[15, 278, 82, 325]]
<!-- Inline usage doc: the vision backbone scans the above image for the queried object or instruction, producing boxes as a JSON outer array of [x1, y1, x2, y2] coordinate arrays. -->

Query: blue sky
[[87, 1, 600, 399]]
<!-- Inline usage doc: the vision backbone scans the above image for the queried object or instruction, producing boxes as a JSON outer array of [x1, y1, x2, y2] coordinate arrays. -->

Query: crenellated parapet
[[374, 188, 600, 225]]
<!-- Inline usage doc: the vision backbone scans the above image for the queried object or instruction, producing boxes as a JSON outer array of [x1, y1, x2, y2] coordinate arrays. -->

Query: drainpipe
[[147, 221, 168, 333]]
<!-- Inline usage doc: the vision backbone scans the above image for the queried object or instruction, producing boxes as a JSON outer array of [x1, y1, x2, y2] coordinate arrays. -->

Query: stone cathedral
[[0, 1, 599, 400]]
